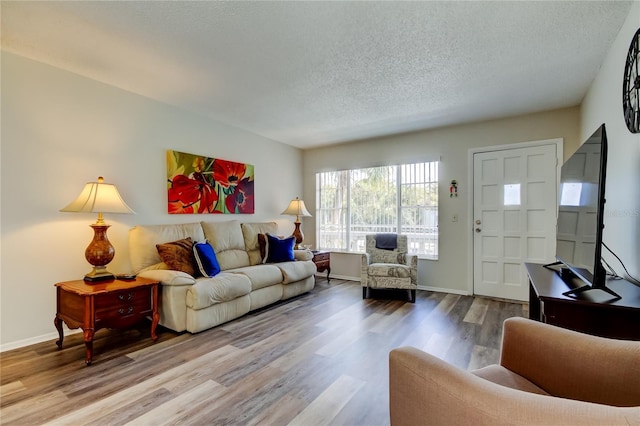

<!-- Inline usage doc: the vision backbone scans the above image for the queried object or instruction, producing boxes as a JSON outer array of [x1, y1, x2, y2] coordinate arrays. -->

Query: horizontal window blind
[[316, 161, 438, 257]]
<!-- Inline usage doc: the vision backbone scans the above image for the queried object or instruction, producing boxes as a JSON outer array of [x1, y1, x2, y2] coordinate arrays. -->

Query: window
[[316, 162, 438, 258], [503, 184, 521, 206]]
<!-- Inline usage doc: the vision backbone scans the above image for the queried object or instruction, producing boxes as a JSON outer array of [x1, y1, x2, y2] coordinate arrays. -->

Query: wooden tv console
[[526, 262, 640, 341]]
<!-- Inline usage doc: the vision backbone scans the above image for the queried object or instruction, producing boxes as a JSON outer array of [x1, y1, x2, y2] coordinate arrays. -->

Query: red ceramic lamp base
[[84, 223, 115, 281], [292, 221, 304, 250]]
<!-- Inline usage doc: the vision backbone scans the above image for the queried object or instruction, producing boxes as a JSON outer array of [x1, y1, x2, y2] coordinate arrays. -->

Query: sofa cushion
[[201, 220, 250, 270], [156, 237, 197, 276], [241, 222, 278, 265], [186, 272, 251, 310], [227, 264, 284, 291], [250, 285, 284, 311], [276, 260, 317, 284], [193, 240, 221, 277], [129, 222, 205, 273], [264, 233, 295, 263], [472, 365, 550, 396]]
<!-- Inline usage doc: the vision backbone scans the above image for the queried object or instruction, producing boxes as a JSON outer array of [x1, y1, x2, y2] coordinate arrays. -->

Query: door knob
[[475, 220, 481, 225], [475, 228, 481, 233]]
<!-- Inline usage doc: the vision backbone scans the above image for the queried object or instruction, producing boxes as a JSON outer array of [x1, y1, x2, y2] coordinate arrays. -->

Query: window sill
[[318, 249, 437, 261]]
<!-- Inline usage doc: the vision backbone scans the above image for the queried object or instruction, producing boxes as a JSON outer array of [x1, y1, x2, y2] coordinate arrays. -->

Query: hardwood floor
[[0, 278, 527, 425]]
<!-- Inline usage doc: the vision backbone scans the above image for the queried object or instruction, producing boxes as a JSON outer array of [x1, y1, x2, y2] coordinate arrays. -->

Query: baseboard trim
[[1, 328, 81, 353], [316, 273, 360, 282], [418, 285, 470, 296]]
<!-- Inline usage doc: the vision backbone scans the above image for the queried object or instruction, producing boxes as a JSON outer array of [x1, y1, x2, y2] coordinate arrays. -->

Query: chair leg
[[363, 287, 368, 299], [409, 289, 416, 303]]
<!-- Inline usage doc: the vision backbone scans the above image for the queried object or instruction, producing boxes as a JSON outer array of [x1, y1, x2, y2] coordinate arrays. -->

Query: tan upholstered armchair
[[389, 317, 640, 426], [361, 234, 418, 303]]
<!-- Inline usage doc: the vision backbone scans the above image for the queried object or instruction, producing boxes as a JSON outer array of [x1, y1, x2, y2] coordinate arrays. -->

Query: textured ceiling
[[1, 1, 634, 149]]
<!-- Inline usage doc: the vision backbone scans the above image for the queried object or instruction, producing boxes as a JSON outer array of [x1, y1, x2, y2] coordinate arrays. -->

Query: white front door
[[473, 143, 558, 301]]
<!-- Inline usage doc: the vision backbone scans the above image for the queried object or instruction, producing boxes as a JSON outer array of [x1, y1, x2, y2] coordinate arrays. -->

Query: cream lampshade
[[281, 197, 312, 249], [60, 176, 135, 281]]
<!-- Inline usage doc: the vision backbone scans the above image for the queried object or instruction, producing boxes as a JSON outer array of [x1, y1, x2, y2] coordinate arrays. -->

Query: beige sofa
[[129, 220, 316, 333], [389, 317, 640, 425]]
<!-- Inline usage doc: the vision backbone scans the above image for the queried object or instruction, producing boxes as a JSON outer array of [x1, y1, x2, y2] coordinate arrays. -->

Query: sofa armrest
[[137, 270, 196, 286], [389, 346, 638, 426], [500, 317, 640, 406], [405, 254, 418, 287], [294, 249, 313, 261], [405, 253, 418, 268], [360, 253, 371, 286]]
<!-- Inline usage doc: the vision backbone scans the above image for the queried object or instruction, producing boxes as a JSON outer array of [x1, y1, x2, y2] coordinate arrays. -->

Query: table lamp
[[60, 176, 135, 281], [281, 197, 312, 249]]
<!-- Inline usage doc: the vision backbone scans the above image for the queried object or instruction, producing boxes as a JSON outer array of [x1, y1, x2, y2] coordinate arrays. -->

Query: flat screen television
[[547, 123, 620, 299]]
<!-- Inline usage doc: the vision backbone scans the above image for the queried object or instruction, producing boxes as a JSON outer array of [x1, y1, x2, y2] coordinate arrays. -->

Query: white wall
[[0, 52, 304, 349], [303, 108, 581, 291], [581, 3, 640, 281]]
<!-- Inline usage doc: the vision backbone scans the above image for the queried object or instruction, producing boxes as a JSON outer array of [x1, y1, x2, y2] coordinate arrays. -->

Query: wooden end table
[[54, 277, 160, 365], [312, 250, 331, 282]]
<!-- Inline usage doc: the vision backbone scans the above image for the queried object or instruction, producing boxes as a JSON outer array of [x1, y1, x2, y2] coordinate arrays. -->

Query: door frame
[[466, 138, 564, 297]]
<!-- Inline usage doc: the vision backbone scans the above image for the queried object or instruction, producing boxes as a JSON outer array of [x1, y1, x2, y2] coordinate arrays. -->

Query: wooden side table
[[312, 250, 331, 282], [54, 277, 160, 365]]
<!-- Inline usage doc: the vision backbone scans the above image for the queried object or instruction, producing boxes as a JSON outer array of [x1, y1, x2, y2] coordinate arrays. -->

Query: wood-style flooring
[[1, 278, 528, 425]]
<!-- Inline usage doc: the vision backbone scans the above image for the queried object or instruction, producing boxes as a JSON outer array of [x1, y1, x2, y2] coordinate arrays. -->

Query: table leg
[[151, 312, 159, 341], [151, 285, 159, 341], [54, 316, 64, 349], [83, 328, 94, 365], [327, 267, 331, 283]]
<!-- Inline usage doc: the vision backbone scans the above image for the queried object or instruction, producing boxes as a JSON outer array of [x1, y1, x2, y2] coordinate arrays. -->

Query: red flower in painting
[[225, 177, 254, 213], [168, 174, 218, 214], [168, 200, 194, 214], [213, 159, 246, 189]]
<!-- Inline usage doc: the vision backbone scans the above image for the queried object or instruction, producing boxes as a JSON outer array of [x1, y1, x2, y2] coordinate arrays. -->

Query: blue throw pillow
[[264, 233, 295, 263], [193, 240, 221, 277]]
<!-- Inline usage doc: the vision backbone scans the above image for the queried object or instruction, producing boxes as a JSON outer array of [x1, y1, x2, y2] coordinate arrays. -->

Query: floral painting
[[166, 150, 254, 214]]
